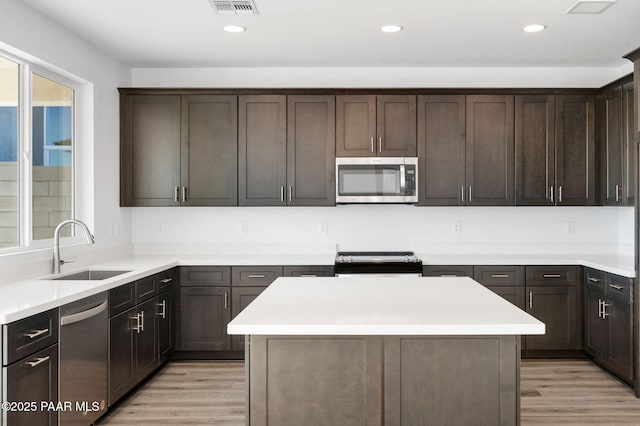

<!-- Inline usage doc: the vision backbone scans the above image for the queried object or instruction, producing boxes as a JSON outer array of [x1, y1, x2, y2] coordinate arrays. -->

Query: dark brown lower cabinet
[[178, 286, 230, 351], [584, 268, 633, 383], [108, 296, 159, 406], [474, 265, 526, 310], [422, 265, 473, 277], [158, 287, 174, 364], [231, 286, 268, 351], [4, 344, 58, 426]]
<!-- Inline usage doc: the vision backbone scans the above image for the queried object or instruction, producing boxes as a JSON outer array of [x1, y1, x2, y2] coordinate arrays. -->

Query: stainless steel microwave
[[335, 157, 418, 203]]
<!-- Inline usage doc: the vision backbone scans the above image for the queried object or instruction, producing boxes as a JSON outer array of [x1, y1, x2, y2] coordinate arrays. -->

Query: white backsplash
[[131, 206, 634, 256]]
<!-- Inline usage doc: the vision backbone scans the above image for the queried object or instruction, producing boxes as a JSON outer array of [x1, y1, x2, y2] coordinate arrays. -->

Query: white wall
[[0, 0, 131, 282], [132, 206, 634, 256]]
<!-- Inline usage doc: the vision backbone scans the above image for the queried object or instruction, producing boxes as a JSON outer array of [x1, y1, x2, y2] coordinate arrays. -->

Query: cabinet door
[[555, 95, 596, 205], [584, 287, 607, 362], [181, 95, 238, 206], [283, 265, 335, 277], [109, 307, 136, 405], [238, 95, 287, 206], [466, 95, 515, 205], [377, 95, 417, 156], [417, 95, 466, 205], [603, 87, 625, 205], [135, 298, 158, 382], [336, 95, 376, 157], [287, 95, 336, 206], [486, 286, 526, 310], [605, 298, 633, 382], [158, 289, 174, 365], [120, 94, 181, 206], [231, 286, 268, 351], [178, 287, 230, 351], [5, 344, 58, 426], [525, 285, 577, 350], [623, 82, 636, 205], [515, 95, 555, 205]]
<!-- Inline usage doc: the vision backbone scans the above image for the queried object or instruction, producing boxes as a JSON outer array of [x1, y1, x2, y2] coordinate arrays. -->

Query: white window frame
[[0, 49, 86, 254]]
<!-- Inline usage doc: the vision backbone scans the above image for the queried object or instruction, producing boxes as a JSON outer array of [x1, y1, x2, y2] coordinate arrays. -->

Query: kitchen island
[[228, 276, 545, 426]]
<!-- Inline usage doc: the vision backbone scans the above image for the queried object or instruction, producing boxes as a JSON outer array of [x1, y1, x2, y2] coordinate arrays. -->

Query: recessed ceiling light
[[380, 25, 403, 33], [522, 24, 546, 33], [224, 25, 246, 33]]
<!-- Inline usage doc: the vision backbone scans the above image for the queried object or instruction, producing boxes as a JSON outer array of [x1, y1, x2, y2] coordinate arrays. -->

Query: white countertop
[[227, 277, 545, 336]]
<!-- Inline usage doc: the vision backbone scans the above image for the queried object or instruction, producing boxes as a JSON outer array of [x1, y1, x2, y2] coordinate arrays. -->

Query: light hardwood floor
[[98, 359, 640, 425]]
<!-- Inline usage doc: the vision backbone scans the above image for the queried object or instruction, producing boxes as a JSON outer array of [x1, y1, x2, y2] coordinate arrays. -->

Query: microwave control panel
[[405, 165, 416, 195]]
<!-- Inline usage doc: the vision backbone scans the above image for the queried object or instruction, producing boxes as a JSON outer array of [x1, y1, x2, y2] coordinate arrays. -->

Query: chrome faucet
[[53, 219, 95, 274]]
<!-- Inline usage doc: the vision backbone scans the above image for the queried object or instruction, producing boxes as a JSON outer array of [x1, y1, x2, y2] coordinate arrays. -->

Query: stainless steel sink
[[49, 270, 131, 281]]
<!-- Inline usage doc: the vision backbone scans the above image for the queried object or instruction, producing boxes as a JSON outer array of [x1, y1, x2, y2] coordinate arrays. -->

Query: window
[[0, 51, 79, 251]]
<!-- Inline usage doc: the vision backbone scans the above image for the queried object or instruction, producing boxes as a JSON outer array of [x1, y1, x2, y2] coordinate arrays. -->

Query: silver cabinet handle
[[468, 186, 472, 203], [248, 274, 266, 278], [131, 313, 141, 334], [528, 291, 533, 309], [280, 186, 285, 202], [461, 186, 465, 203], [224, 291, 229, 310], [440, 274, 458, 277], [588, 277, 601, 283], [157, 300, 166, 319], [610, 284, 624, 290], [491, 274, 509, 278], [601, 301, 610, 319], [182, 186, 188, 203], [300, 274, 318, 277], [289, 186, 292, 203], [543, 274, 561, 279], [378, 137, 382, 153], [159, 278, 173, 284], [139, 311, 145, 332], [550, 186, 554, 204], [174, 186, 180, 203], [598, 299, 603, 318], [24, 328, 49, 339], [370, 137, 374, 153], [615, 184, 620, 202], [26, 356, 50, 368], [558, 185, 563, 203]]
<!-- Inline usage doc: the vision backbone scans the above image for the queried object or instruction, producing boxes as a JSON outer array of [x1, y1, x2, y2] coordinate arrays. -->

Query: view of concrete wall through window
[[0, 60, 74, 249]]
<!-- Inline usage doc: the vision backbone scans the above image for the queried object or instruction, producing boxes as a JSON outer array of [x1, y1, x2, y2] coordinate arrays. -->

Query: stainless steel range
[[334, 251, 423, 277]]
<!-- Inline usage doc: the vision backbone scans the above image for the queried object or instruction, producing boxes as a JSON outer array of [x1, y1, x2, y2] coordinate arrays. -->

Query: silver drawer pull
[[25, 356, 50, 368], [543, 274, 561, 278], [491, 274, 509, 278], [159, 278, 173, 284], [248, 274, 266, 278], [24, 328, 49, 339], [441, 274, 458, 277], [609, 284, 624, 290], [300, 274, 318, 277], [588, 277, 601, 283], [157, 300, 166, 319], [602, 302, 610, 318]]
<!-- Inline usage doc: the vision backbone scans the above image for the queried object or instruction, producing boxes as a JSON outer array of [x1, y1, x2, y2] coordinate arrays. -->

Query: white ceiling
[[21, 0, 640, 69]]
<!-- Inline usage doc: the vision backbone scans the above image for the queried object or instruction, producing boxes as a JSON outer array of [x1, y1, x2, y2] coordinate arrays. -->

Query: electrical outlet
[[157, 222, 166, 233], [239, 221, 248, 234], [319, 222, 329, 235], [566, 221, 575, 234], [109, 223, 120, 239], [452, 221, 462, 234]]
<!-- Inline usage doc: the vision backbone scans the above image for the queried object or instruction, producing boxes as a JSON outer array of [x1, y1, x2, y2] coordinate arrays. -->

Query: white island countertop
[[227, 276, 545, 336]]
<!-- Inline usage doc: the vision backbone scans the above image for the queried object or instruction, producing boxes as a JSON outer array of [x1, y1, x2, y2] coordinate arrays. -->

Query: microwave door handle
[[399, 165, 406, 195]]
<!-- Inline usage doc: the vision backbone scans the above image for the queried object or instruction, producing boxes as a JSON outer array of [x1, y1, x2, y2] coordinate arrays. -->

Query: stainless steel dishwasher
[[59, 292, 108, 425]]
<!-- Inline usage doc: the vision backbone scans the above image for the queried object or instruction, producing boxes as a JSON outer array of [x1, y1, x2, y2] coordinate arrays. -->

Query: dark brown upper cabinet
[[181, 95, 238, 206], [465, 95, 515, 205], [239, 95, 335, 206], [238, 95, 287, 206], [602, 87, 625, 205], [336, 95, 416, 157], [120, 93, 238, 207], [417, 95, 466, 205], [121, 94, 181, 206], [515, 95, 555, 205], [555, 95, 596, 205], [623, 82, 636, 205], [287, 95, 336, 206]]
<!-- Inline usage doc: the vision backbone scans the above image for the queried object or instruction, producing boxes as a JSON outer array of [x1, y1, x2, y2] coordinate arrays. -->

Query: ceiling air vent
[[566, 0, 616, 14], [209, 0, 259, 15]]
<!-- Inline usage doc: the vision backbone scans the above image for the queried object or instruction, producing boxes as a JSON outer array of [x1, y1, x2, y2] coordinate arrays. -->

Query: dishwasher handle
[[60, 300, 108, 326]]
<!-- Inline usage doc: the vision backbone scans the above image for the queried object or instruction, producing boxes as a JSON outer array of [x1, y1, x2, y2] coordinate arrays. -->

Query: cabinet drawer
[[584, 268, 606, 291], [606, 274, 632, 303], [109, 282, 136, 317], [136, 275, 158, 303], [283, 265, 334, 277], [232, 266, 282, 287], [157, 268, 177, 293], [422, 265, 473, 277], [180, 266, 231, 287], [473, 266, 524, 286], [3, 308, 59, 365], [525, 266, 579, 285]]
